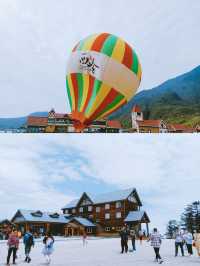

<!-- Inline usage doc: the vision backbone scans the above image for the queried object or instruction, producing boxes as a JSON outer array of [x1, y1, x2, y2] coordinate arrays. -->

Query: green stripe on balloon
[[66, 78, 72, 111], [77, 73, 84, 111], [96, 94, 125, 118], [132, 51, 139, 74], [100, 35, 118, 57], [85, 79, 102, 115]]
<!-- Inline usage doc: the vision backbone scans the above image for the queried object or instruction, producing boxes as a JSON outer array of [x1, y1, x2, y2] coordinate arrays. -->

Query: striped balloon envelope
[[66, 33, 142, 131]]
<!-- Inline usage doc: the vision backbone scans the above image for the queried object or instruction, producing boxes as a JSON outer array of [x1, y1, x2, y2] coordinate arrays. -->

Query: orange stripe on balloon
[[72, 42, 80, 52], [71, 73, 79, 111], [91, 33, 110, 52], [87, 89, 119, 122], [122, 43, 133, 69]]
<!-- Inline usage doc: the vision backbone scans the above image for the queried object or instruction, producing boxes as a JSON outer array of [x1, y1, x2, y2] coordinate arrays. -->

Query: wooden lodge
[[11, 188, 150, 237], [62, 188, 150, 236]]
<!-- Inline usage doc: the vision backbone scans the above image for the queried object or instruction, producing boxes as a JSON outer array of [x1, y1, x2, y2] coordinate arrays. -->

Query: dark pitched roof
[[62, 188, 142, 209], [107, 120, 122, 129], [124, 211, 150, 223]]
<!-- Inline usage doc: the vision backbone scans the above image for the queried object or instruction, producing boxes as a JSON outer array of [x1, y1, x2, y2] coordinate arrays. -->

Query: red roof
[[107, 120, 122, 129], [138, 120, 161, 128], [168, 124, 195, 133], [132, 105, 142, 113], [27, 116, 48, 127]]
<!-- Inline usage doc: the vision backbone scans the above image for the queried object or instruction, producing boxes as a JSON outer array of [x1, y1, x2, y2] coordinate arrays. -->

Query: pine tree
[[181, 201, 200, 233], [166, 220, 180, 239]]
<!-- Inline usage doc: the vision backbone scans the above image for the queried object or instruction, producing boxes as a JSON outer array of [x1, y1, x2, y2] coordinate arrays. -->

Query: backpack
[[26, 234, 34, 246]]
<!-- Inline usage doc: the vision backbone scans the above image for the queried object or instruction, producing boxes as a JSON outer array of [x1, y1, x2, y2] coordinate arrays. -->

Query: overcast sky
[[0, 0, 200, 117], [0, 135, 199, 233]]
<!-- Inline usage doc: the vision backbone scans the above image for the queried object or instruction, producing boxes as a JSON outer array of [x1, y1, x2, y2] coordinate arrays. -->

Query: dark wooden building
[[62, 188, 150, 236]]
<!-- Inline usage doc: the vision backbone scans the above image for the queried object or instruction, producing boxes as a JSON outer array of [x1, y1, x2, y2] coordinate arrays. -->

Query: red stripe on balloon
[[82, 75, 95, 113], [91, 33, 110, 52], [87, 89, 119, 122], [99, 99, 127, 119], [71, 73, 79, 111], [122, 42, 133, 69]]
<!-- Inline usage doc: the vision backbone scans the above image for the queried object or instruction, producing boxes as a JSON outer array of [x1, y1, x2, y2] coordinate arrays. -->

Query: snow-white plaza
[[1, 238, 200, 266]]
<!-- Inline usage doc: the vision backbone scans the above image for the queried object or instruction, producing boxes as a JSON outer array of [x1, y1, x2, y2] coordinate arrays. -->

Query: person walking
[[42, 232, 55, 264], [149, 228, 163, 264], [130, 229, 136, 251], [6, 230, 19, 265], [119, 227, 129, 253], [194, 230, 200, 257], [175, 230, 184, 257], [183, 230, 193, 256], [23, 229, 35, 263]]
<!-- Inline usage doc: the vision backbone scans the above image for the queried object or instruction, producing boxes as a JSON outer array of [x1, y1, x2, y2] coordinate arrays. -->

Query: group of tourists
[[5, 229, 54, 265], [119, 226, 200, 264]]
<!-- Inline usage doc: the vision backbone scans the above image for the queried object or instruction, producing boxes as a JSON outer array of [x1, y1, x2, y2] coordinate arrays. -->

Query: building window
[[72, 209, 76, 214], [116, 212, 122, 219], [88, 206, 92, 212], [116, 227, 122, 231], [105, 204, 110, 210], [116, 202, 122, 209], [64, 210, 69, 214], [79, 207, 83, 213], [105, 213, 110, 220], [87, 227, 92, 233], [105, 227, 111, 232], [96, 207, 101, 213]]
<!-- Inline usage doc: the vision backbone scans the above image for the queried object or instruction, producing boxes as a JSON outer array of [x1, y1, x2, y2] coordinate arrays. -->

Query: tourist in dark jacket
[[119, 227, 129, 253], [175, 230, 184, 257], [23, 230, 35, 263], [130, 229, 136, 251], [6, 230, 19, 265]]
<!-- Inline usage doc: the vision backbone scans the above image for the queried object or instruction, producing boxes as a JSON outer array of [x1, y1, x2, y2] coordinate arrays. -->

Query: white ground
[[0, 238, 200, 266]]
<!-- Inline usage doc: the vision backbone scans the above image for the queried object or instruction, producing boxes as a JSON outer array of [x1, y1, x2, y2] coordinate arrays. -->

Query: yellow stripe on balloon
[[67, 74, 76, 111], [85, 83, 111, 118], [80, 74, 90, 112], [81, 34, 99, 51], [98, 98, 127, 120], [137, 62, 142, 81], [111, 38, 126, 63]]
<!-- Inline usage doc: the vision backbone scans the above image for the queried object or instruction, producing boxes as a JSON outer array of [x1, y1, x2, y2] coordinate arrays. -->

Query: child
[[42, 233, 55, 264]]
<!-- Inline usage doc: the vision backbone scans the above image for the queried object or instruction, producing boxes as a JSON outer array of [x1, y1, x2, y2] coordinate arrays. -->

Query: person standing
[[82, 230, 88, 246], [175, 230, 184, 257], [139, 230, 143, 245], [23, 230, 35, 263], [6, 230, 19, 265], [130, 229, 136, 251], [42, 232, 55, 264], [119, 227, 129, 253], [183, 230, 193, 256], [194, 230, 200, 257], [149, 228, 163, 264]]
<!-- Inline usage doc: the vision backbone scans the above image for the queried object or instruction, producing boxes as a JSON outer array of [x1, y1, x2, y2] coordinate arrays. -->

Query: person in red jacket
[[6, 230, 19, 265]]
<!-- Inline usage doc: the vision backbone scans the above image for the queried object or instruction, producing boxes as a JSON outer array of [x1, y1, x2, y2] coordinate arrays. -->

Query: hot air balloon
[[66, 33, 142, 132]]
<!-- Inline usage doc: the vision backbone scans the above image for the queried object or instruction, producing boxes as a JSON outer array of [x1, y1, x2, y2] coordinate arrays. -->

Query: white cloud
[[0, 0, 200, 116]]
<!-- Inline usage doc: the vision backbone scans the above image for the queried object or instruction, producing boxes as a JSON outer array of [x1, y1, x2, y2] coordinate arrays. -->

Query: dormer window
[[49, 213, 60, 219], [31, 211, 43, 217], [79, 207, 83, 213]]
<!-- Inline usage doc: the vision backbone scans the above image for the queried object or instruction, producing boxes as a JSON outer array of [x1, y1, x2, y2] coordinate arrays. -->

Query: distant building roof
[[12, 210, 70, 224], [62, 188, 142, 209], [132, 105, 142, 113], [107, 120, 122, 129], [124, 211, 150, 223], [138, 120, 162, 128], [27, 117, 48, 127], [69, 217, 96, 227], [168, 124, 195, 133]]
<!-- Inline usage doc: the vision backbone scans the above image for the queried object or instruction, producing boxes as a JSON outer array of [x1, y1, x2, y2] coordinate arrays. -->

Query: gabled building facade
[[62, 188, 150, 236]]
